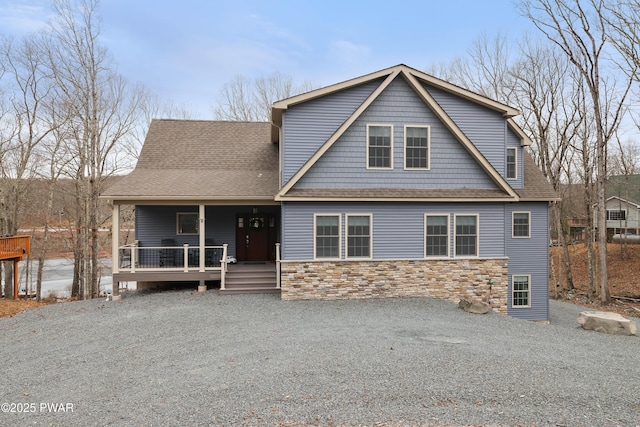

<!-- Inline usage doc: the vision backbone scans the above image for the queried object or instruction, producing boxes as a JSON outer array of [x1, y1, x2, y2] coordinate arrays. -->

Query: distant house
[[102, 64, 558, 321], [603, 175, 640, 237]]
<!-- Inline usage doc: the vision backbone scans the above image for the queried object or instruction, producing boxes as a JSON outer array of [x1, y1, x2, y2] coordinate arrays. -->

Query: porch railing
[[0, 235, 30, 261], [117, 242, 228, 275]]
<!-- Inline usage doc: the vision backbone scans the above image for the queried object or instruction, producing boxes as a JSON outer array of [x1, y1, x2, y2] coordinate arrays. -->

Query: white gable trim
[[606, 196, 640, 209], [275, 65, 519, 201], [507, 118, 532, 147], [402, 70, 518, 199], [275, 69, 401, 199]]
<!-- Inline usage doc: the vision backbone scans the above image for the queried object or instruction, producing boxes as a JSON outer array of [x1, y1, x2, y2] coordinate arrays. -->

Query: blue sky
[[0, 0, 534, 118]]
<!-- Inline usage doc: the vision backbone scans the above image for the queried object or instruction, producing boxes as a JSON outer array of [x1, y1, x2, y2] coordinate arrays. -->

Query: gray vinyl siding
[[281, 201, 505, 260], [295, 78, 497, 189], [506, 202, 550, 320], [425, 84, 507, 173], [282, 79, 382, 184], [506, 127, 524, 188], [135, 205, 281, 258]]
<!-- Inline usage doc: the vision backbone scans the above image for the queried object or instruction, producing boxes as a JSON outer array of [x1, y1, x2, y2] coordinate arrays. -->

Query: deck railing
[[0, 235, 30, 261], [117, 242, 228, 274]]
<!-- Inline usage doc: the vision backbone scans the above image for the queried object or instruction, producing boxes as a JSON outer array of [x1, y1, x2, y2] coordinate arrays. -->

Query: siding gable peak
[[276, 67, 519, 201]]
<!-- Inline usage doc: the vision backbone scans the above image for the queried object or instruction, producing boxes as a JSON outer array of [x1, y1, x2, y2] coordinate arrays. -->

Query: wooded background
[[1, 0, 639, 303]]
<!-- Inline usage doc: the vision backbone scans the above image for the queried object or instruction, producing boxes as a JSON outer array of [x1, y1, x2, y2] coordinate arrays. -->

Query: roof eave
[[275, 195, 519, 203]]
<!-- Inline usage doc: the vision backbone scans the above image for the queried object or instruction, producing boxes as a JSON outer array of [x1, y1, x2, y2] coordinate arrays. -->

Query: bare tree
[[213, 72, 315, 122], [510, 39, 585, 292], [45, 0, 145, 298], [0, 33, 58, 298], [521, 0, 636, 303]]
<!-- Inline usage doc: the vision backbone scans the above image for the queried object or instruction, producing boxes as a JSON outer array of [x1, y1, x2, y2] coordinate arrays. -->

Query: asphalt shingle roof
[[103, 120, 557, 203], [102, 120, 278, 200], [515, 152, 559, 201]]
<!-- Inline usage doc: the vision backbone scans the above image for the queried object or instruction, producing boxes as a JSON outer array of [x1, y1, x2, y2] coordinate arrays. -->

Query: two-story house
[[102, 64, 558, 321]]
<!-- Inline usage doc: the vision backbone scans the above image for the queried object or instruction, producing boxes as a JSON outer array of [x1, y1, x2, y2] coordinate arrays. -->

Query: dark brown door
[[236, 214, 270, 261]]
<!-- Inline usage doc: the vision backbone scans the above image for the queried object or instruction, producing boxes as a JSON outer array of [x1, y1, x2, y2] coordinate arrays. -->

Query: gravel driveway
[[0, 290, 638, 427]]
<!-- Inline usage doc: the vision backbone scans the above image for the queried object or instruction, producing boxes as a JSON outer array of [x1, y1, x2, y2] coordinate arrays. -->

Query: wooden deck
[[0, 235, 30, 261], [0, 235, 31, 299]]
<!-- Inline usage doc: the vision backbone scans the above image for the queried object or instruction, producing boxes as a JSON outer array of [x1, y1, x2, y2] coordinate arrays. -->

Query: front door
[[236, 214, 274, 261]]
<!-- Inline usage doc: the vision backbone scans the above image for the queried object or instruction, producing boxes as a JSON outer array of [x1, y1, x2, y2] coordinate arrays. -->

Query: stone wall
[[280, 258, 509, 314]]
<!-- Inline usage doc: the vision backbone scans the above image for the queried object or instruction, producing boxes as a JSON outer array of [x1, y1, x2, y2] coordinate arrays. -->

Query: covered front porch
[[110, 202, 281, 296]]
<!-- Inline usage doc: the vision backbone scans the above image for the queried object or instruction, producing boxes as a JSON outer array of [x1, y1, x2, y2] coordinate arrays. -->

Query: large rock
[[458, 299, 491, 314], [577, 311, 637, 336]]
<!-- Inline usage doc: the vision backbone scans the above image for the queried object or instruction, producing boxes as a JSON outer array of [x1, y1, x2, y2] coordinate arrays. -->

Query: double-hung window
[[177, 212, 198, 235], [346, 214, 372, 258], [512, 212, 530, 238], [367, 125, 393, 169], [512, 275, 531, 307], [314, 214, 341, 259], [506, 147, 517, 179], [405, 126, 430, 169], [454, 214, 478, 257], [425, 214, 449, 257]]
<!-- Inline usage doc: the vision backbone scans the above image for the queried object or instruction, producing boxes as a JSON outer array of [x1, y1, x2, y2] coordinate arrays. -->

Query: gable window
[[425, 214, 449, 257], [367, 125, 393, 169], [177, 212, 198, 235], [606, 210, 626, 221], [512, 212, 531, 238], [347, 214, 371, 258], [455, 214, 478, 257], [506, 147, 517, 179], [405, 126, 430, 169], [512, 275, 531, 308], [315, 214, 341, 259]]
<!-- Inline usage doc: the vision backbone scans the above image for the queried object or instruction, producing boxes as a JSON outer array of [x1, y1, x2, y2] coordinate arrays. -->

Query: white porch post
[[199, 204, 205, 272], [275, 243, 281, 289], [112, 203, 119, 275], [220, 244, 228, 290], [198, 204, 207, 292], [111, 203, 120, 298]]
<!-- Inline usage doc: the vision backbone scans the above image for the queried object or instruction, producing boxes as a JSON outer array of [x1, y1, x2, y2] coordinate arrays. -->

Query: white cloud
[[0, 2, 50, 35]]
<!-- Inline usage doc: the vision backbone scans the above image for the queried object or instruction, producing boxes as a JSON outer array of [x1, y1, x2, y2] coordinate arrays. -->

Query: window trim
[[176, 212, 199, 235], [454, 214, 479, 258], [345, 213, 373, 259], [512, 274, 532, 308], [512, 211, 531, 239], [366, 124, 393, 170], [313, 213, 342, 260], [404, 125, 430, 170], [506, 147, 517, 180], [424, 213, 450, 258]]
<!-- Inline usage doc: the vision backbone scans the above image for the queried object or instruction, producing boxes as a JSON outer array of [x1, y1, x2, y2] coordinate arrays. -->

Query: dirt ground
[[2, 243, 639, 319], [550, 243, 640, 317], [0, 298, 54, 318]]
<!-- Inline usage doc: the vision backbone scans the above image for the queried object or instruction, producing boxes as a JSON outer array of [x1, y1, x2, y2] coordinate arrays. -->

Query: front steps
[[219, 263, 280, 295]]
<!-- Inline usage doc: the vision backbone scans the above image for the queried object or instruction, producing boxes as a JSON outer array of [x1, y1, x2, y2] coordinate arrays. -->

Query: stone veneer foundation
[[280, 258, 508, 314]]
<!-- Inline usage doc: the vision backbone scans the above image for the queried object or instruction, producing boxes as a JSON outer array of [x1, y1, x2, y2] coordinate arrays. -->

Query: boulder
[[458, 299, 491, 314], [577, 311, 637, 336]]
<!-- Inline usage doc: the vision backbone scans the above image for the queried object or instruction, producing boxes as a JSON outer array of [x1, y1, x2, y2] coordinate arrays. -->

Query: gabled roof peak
[[271, 64, 520, 137]]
